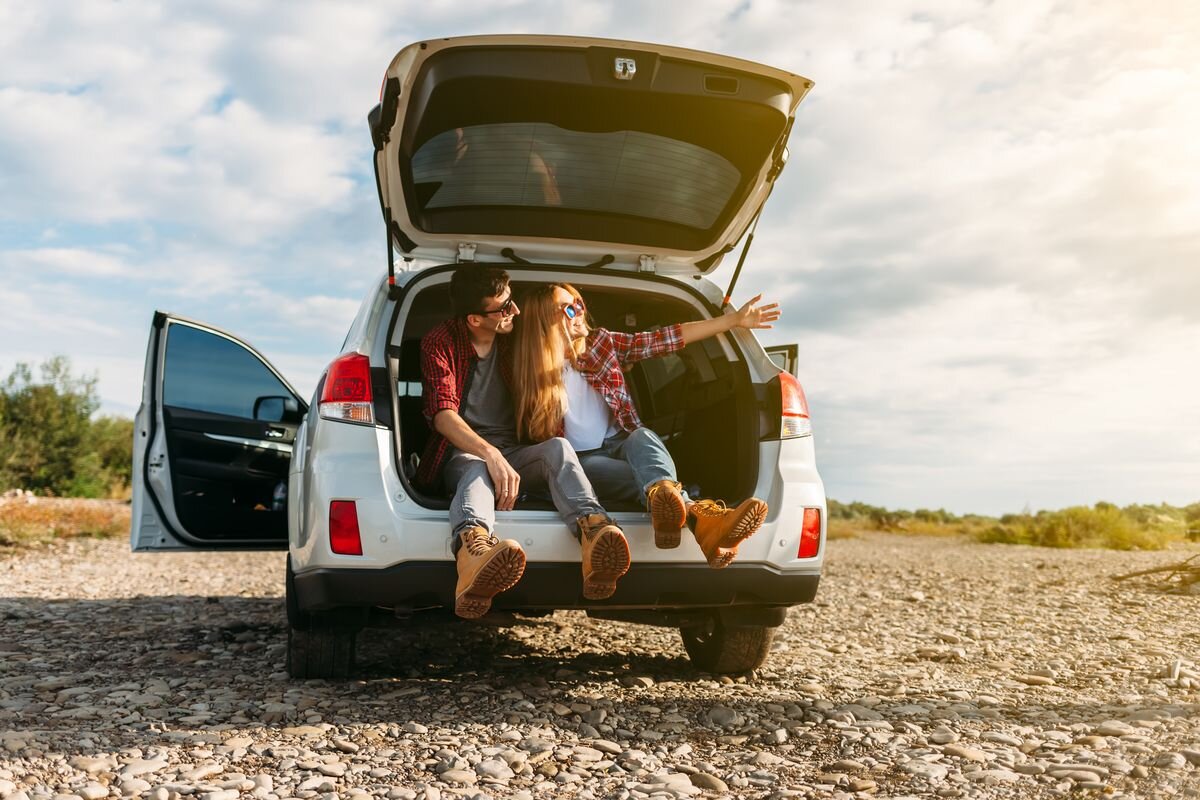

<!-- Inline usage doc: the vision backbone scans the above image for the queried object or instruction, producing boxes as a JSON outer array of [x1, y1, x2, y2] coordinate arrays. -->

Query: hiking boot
[[454, 526, 526, 619], [690, 497, 768, 569], [646, 480, 686, 549], [578, 513, 630, 600]]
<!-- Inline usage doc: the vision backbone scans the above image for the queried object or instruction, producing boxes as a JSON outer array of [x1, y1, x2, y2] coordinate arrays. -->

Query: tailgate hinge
[[638, 254, 657, 273], [457, 242, 477, 263]]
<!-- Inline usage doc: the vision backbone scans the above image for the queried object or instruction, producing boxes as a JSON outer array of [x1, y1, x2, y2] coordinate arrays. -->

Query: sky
[[1, 0, 1197, 515]]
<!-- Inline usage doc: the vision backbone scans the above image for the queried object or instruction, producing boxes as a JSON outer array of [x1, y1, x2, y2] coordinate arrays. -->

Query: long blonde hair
[[513, 283, 589, 442]]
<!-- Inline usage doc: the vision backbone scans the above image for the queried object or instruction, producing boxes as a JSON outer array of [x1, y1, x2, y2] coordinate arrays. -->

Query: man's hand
[[484, 448, 521, 511], [731, 293, 781, 330]]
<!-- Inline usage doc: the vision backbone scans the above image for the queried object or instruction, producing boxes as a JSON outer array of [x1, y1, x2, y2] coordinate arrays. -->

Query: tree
[[0, 356, 132, 497]]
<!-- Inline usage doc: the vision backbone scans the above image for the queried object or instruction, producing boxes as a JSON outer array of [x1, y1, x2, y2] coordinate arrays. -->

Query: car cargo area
[[387, 271, 761, 512]]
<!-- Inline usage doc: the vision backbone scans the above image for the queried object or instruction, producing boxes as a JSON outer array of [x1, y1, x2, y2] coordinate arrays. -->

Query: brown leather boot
[[689, 498, 768, 569], [646, 480, 686, 549], [454, 526, 526, 619], [577, 513, 630, 600]]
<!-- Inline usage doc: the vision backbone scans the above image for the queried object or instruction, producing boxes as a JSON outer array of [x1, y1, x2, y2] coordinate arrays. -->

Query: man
[[415, 267, 628, 618]]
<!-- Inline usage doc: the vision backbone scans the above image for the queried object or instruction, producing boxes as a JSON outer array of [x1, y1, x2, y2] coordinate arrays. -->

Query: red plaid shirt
[[414, 317, 513, 492], [573, 324, 684, 432]]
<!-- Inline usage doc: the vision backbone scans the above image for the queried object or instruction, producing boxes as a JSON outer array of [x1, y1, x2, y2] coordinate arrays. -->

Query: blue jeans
[[577, 427, 683, 508], [443, 438, 606, 541]]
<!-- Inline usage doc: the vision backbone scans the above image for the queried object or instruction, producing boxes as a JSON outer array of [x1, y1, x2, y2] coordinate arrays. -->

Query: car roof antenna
[[722, 199, 767, 309]]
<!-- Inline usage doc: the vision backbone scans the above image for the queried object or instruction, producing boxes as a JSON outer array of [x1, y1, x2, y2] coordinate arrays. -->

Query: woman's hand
[[731, 294, 781, 330]]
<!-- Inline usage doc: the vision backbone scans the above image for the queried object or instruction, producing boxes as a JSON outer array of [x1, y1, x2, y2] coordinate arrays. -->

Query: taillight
[[319, 353, 374, 425], [329, 501, 363, 555], [798, 507, 821, 558], [780, 372, 812, 438]]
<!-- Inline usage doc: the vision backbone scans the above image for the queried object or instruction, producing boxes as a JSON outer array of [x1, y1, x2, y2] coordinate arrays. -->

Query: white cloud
[[0, 247, 135, 277]]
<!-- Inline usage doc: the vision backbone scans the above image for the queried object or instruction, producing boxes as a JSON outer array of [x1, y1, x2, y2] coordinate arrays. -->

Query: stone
[[120, 779, 151, 796], [69, 757, 116, 775], [1094, 720, 1137, 737], [620, 675, 655, 688], [439, 769, 477, 785], [930, 727, 959, 745], [1014, 674, 1055, 686], [902, 762, 948, 781], [706, 706, 744, 728], [689, 773, 728, 792], [474, 760, 514, 780], [966, 769, 1020, 783], [943, 745, 989, 762]]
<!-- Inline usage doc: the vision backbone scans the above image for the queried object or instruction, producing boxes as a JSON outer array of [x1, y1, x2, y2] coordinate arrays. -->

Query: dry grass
[[0, 497, 130, 549]]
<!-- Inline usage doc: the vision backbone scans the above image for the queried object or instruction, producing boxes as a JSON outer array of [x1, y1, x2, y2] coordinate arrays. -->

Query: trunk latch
[[638, 254, 657, 273], [457, 243, 477, 263], [614, 58, 637, 80]]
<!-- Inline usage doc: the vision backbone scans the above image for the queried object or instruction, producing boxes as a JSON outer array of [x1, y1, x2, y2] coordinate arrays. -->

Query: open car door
[[765, 343, 798, 375], [131, 312, 306, 551]]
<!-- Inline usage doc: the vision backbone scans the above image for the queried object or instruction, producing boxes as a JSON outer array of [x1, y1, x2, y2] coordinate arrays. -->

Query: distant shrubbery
[[826, 499, 993, 539], [981, 502, 1197, 550], [0, 357, 133, 498], [829, 498, 1198, 550]]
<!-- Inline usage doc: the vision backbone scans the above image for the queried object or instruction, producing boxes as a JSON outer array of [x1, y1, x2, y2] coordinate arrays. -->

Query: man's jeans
[[443, 437, 606, 542], [577, 427, 681, 508]]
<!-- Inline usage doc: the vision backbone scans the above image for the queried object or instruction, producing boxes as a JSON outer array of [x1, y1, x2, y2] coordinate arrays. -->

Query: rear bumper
[[295, 561, 820, 614]]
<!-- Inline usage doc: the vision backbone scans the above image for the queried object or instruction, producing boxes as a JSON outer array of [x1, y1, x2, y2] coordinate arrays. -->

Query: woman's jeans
[[577, 427, 680, 508]]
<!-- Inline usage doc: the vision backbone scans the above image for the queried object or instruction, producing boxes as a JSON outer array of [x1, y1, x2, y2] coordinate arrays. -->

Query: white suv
[[131, 35, 825, 678]]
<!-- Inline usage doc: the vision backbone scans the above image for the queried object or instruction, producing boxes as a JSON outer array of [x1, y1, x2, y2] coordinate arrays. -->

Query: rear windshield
[[396, 47, 791, 252], [411, 123, 741, 230]]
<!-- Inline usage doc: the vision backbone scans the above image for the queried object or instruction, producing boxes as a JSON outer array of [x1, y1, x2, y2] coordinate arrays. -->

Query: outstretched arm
[[680, 294, 780, 345]]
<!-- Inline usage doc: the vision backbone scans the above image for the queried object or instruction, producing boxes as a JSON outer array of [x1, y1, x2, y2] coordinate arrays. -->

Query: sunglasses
[[562, 299, 586, 320], [478, 297, 517, 318]]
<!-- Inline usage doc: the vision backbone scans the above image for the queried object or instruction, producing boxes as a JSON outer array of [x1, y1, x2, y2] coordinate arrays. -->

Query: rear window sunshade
[[411, 123, 741, 230]]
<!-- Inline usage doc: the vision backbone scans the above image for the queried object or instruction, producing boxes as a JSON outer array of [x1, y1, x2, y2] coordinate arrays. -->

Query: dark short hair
[[450, 266, 510, 318]]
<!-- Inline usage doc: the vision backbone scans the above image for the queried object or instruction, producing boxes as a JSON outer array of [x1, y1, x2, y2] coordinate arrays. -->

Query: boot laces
[[691, 499, 730, 518], [579, 514, 615, 539], [462, 528, 499, 556]]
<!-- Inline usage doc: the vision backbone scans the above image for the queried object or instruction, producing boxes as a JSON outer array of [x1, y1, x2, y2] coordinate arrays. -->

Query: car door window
[[163, 323, 293, 418]]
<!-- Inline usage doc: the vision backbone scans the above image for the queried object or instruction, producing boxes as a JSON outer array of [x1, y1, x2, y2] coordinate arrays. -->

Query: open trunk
[[387, 271, 760, 510]]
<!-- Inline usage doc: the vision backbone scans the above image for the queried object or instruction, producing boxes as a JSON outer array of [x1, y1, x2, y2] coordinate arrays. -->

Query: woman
[[512, 282, 781, 568]]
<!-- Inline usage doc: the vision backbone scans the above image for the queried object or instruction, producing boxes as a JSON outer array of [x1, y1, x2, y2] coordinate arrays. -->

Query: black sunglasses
[[478, 297, 517, 318]]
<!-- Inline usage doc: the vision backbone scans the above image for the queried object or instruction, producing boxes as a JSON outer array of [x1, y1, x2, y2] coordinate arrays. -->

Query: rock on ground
[[0, 533, 1197, 798]]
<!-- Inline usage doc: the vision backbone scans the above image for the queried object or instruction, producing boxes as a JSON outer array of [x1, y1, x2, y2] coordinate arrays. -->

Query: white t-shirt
[[563, 365, 619, 451]]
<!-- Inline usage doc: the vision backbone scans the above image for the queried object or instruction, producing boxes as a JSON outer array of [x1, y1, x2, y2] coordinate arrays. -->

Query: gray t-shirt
[[461, 350, 518, 449]]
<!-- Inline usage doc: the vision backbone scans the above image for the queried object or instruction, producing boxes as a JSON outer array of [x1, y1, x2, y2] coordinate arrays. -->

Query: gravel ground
[[1, 533, 1198, 800]]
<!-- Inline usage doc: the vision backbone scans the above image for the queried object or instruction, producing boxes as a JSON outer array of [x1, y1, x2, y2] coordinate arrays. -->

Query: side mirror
[[254, 395, 301, 423]]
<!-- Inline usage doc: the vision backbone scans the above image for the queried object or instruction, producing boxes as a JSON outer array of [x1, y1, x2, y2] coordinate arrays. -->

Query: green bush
[[0, 357, 133, 498], [979, 503, 1179, 550]]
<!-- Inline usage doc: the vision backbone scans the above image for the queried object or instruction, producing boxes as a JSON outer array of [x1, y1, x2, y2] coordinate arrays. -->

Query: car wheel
[[287, 616, 358, 680], [679, 615, 775, 674]]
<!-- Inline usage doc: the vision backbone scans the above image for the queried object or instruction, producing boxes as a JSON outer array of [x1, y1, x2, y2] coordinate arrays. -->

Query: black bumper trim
[[294, 561, 819, 613]]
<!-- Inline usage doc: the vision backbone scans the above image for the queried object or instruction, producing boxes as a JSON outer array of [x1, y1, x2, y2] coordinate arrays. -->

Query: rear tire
[[287, 617, 357, 679], [680, 615, 775, 674]]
